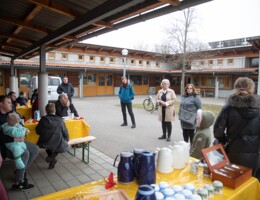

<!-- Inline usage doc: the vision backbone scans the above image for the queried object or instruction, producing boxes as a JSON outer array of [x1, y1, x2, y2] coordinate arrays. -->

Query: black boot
[[158, 134, 166, 139], [167, 132, 171, 142]]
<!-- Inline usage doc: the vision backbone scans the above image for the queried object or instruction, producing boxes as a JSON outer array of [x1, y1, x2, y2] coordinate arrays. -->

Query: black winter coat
[[36, 114, 69, 153], [55, 101, 79, 117], [214, 94, 260, 180]]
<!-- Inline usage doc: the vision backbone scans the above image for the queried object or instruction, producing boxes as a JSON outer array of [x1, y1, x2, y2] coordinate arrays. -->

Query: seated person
[[16, 91, 28, 106], [36, 103, 69, 169], [7, 91, 17, 111], [32, 95, 39, 119], [0, 95, 39, 191], [190, 110, 215, 159], [30, 89, 38, 104], [55, 93, 79, 117], [1, 112, 29, 169]]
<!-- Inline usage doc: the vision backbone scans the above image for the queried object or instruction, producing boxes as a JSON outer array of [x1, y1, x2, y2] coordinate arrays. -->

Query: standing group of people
[[119, 75, 259, 181]]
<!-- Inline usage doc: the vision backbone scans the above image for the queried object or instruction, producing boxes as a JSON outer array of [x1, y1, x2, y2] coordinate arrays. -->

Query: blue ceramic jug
[[136, 151, 156, 185], [113, 151, 134, 184], [135, 185, 156, 200], [133, 148, 144, 178]]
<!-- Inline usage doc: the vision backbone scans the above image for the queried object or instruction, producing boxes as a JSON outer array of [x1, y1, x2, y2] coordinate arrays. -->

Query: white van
[[29, 75, 62, 101]]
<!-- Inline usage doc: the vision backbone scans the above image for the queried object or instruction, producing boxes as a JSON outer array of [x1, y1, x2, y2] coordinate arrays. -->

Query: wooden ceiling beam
[[93, 20, 113, 28], [1, 44, 23, 50], [0, 16, 51, 33], [29, 0, 78, 18], [158, 0, 180, 6], [0, 31, 34, 44]]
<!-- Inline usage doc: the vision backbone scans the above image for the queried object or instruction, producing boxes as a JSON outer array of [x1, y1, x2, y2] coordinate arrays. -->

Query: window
[[89, 56, 95, 62], [48, 78, 60, 86], [99, 75, 105, 86], [219, 76, 232, 89], [78, 54, 84, 61], [110, 57, 115, 63], [146, 61, 151, 66], [130, 75, 142, 85], [143, 76, 148, 85], [100, 56, 105, 63], [138, 60, 143, 65], [83, 73, 96, 85], [107, 75, 113, 86], [20, 73, 31, 86], [48, 52, 55, 60], [208, 78, 214, 87], [61, 53, 68, 60], [156, 62, 160, 67], [208, 60, 214, 65], [217, 59, 223, 65], [199, 61, 205, 66], [227, 59, 234, 65], [131, 59, 135, 65]]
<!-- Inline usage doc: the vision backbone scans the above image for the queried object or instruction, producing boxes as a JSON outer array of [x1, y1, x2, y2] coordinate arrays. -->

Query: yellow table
[[24, 119, 91, 144], [16, 106, 32, 120], [32, 160, 260, 200]]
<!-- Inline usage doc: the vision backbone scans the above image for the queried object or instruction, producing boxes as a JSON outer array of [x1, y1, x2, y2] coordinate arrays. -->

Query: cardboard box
[[201, 144, 252, 189]]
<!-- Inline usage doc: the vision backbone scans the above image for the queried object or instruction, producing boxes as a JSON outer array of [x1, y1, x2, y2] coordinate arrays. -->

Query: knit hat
[[7, 112, 20, 126]]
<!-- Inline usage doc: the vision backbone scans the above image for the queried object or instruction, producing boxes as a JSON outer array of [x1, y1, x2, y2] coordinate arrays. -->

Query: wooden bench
[[67, 136, 96, 164]]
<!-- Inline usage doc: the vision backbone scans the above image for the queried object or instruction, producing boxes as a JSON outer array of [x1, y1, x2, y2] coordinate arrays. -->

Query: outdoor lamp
[[121, 49, 128, 77]]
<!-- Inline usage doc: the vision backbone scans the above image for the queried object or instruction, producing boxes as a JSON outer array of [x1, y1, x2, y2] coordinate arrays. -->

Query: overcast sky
[[84, 0, 260, 50]]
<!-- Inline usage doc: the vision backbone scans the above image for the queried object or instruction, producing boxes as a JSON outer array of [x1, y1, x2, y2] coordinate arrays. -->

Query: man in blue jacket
[[118, 76, 136, 128]]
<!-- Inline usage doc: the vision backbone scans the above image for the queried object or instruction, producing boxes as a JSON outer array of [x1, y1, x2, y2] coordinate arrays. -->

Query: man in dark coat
[[57, 76, 74, 102], [36, 103, 69, 169], [214, 77, 260, 181], [0, 95, 39, 191], [55, 93, 79, 118]]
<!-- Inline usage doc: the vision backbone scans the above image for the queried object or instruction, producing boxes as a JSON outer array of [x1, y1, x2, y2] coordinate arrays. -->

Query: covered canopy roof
[[0, 0, 212, 60]]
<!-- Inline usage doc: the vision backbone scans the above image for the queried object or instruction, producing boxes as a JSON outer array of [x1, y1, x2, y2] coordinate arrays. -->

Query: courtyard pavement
[[1, 95, 226, 199]]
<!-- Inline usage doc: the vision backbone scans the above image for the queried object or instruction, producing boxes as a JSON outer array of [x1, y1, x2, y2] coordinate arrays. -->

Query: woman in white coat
[[156, 79, 177, 141]]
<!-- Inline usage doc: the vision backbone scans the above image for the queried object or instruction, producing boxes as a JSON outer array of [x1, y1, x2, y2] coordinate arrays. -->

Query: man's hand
[[14, 137, 25, 142]]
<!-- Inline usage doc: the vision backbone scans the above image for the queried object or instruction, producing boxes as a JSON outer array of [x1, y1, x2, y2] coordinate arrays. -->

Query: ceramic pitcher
[[157, 147, 174, 173]]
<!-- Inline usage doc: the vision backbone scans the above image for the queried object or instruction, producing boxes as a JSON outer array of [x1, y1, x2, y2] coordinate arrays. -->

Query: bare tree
[[158, 7, 209, 95]]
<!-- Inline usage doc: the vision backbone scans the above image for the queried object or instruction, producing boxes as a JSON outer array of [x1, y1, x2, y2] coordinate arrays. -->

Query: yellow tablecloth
[[32, 160, 260, 200], [24, 119, 91, 144], [16, 106, 32, 120]]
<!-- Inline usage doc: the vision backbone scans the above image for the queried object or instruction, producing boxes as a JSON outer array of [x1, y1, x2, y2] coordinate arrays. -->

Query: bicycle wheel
[[143, 98, 154, 112]]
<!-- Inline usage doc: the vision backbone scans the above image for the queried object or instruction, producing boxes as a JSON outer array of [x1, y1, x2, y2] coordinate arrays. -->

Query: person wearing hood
[[190, 110, 215, 159], [36, 103, 69, 169], [214, 77, 260, 181], [57, 76, 74, 102]]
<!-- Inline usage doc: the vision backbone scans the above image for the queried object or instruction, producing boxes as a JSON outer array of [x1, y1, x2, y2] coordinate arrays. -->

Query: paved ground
[[2, 95, 226, 199]]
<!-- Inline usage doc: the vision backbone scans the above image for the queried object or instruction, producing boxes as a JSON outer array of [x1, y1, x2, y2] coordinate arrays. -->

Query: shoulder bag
[[179, 108, 197, 125]]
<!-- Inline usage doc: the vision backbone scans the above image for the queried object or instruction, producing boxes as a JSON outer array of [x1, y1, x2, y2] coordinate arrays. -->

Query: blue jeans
[[7, 141, 39, 183]]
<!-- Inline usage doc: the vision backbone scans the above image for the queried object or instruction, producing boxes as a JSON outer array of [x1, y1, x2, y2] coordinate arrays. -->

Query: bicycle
[[143, 92, 158, 112]]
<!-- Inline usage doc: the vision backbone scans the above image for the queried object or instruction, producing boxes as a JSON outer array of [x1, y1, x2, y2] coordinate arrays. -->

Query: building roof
[[1, 60, 257, 75], [0, 0, 212, 60]]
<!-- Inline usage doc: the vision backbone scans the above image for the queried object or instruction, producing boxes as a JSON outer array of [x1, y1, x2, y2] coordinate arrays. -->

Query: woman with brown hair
[[179, 84, 202, 144], [214, 77, 260, 181]]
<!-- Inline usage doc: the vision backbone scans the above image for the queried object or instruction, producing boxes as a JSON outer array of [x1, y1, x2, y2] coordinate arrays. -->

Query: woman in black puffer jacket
[[214, 77, 260, 181]]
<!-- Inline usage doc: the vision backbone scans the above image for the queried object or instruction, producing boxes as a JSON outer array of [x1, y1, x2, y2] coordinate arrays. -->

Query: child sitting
[[1, 112, 29, 169], [190, 110, 215, 159]]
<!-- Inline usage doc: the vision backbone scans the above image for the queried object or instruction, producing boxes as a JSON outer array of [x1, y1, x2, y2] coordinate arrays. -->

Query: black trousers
[[162, 106, 172, 138], [182, 129, 195, 144], [121, 102, 136, 125]]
